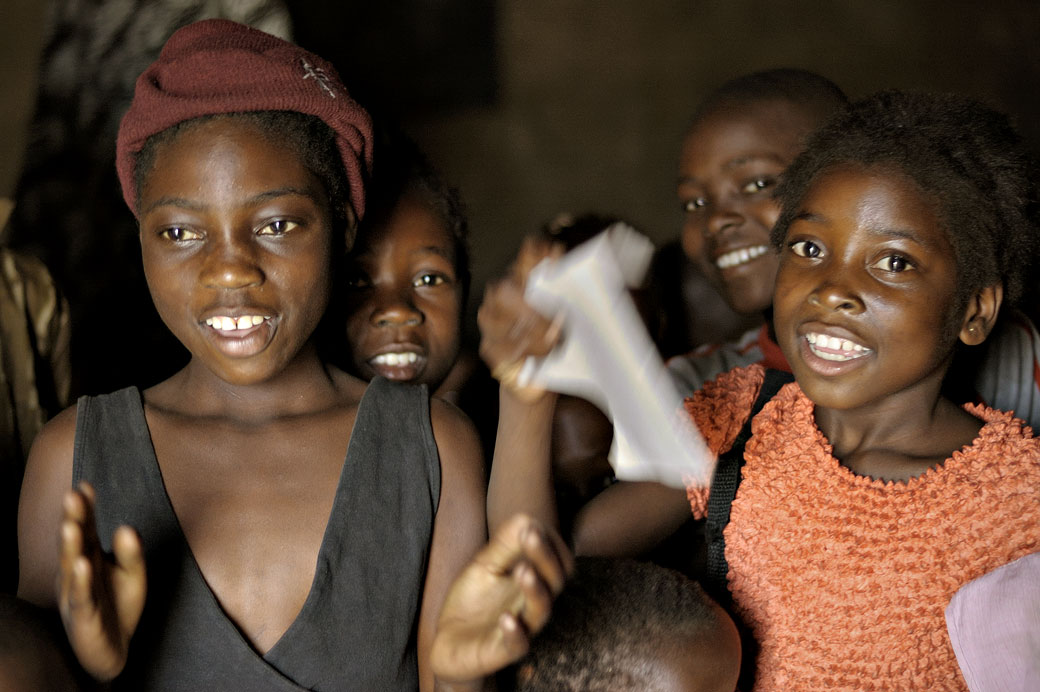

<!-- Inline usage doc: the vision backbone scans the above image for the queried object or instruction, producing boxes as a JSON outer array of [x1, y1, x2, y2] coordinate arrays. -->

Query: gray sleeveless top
[[72, 377, 440, 691]]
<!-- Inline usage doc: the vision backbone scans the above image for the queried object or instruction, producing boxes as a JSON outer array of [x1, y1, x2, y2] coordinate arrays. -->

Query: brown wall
[[0, 0, 47, 198]]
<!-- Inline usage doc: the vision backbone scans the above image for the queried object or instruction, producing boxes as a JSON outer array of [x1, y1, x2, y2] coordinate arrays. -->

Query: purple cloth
[[945, 552, 1040, 692]]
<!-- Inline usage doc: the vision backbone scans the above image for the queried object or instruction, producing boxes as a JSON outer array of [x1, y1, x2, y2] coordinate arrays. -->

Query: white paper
[[519, 223, 716, 488]]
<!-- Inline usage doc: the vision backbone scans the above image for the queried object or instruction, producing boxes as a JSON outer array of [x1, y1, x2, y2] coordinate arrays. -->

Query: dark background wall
[[1, 0, 1038, 386]]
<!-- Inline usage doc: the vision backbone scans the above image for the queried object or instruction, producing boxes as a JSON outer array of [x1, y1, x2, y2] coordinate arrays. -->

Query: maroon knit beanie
[[116, 19, 373, 219]]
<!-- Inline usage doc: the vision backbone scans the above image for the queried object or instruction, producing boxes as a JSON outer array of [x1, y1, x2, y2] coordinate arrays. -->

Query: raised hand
[[57, 482, 146, 682], [477, 237, 564, 403], [430, 514, 573, 687]]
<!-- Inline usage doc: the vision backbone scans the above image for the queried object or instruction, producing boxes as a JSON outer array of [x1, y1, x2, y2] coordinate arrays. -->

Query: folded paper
[[519, 223, 716, 488]]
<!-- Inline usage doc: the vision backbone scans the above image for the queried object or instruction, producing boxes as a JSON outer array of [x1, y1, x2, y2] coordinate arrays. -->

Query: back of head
[[499, 557, 740, 692], [772, 89, 1040, 308], [116, 19, 373, 220], [693, 68, 848, 127]]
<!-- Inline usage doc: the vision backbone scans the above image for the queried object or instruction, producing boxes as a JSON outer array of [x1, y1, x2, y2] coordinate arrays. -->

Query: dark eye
[[413, 273, 447, 288], [682, 197, 708, 213], [872, 255, 914, 273], [789, 240, 822, 258], [344, 271, 370, 289], [159, 226, 201, 242], [257, 219, 299, 236], [740, 177, 774, 194]]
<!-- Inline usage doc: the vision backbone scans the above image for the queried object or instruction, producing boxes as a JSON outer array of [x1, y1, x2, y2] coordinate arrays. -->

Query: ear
[[343, 204, 358, 253], [958, 283, 1003, 346]]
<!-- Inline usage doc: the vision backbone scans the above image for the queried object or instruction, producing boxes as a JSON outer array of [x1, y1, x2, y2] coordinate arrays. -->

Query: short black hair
[[133, 110, 354, 234], [359, 130, 471, 302], [498, 557, 735, 691], [693, 68, 848, 127], [772, 90, 1040, 307]]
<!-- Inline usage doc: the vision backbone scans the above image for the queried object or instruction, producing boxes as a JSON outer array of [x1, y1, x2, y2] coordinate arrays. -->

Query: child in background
[[667, 68, 847, 391], [16, 20, 486, 691], [339, 136, 499, 459], [498, 556, 740, 692], [342, 138, 469, 394], [430, 517, 739, 692]]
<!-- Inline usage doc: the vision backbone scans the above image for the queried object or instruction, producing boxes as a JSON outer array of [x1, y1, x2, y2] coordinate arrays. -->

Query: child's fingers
[[478, 515, 572, 592], [63, 483, 103, 566], [509, 560, 556, 636], [513, 236, 565, 285], [67, 555, 96, 618], [492, 610, 534, 663], [477, 279, 559, 393], [57, 519, 84, 611], [111, 526, 147, 633], [516, 518, 573, 596]]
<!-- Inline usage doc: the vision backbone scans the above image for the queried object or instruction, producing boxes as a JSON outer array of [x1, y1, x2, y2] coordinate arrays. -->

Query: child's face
[[343, 193, 463, 389], [138, 118, 335, 386], [677, 100, 821, 316], [773, 164, 968, 411]]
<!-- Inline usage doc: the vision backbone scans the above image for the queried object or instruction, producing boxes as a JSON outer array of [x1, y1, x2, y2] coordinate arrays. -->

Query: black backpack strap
[[704, 368, 794, 603]]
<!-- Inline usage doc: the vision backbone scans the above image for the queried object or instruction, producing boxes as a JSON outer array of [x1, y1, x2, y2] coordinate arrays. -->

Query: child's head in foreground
[[341, 135, 469, 391], [769, 90, 1038, 409], [114, 19, 373, 379], [677, 68, 847, 316], [498, 557, 740, 692]]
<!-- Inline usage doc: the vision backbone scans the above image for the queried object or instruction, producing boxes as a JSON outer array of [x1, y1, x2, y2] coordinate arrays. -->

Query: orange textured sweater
[[685, 365, 1040, 691]]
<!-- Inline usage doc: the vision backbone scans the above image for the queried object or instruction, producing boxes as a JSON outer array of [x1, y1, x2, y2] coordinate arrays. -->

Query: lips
[[796, 324, 874, 377], [715, 244, 770, 270], [805, 331, 872, 362], [202, 311, 277, 358], [366, 345, 427, 382]]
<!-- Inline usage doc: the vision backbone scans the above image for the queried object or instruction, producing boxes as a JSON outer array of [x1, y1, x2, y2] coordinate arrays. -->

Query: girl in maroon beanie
[[16, 19, 486, 691]]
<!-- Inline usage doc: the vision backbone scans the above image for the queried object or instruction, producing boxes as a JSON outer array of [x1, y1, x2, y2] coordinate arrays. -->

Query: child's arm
[[480, 238, 564, 535], [419, 399, 490, 692], [569, 481, 692, 557], [17, 408, 146, 682], [430, 514, 573, 689]]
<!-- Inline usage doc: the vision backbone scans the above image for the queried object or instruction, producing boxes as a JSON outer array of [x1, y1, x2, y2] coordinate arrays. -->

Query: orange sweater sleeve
[[683, 364, 764, 518]]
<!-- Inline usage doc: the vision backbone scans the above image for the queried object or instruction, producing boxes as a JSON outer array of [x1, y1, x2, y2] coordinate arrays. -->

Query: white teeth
[[372, 352, 419, 366], [205, 315, 269, 331], [716, 245, 770, 269], [804, 332, 871, 361]]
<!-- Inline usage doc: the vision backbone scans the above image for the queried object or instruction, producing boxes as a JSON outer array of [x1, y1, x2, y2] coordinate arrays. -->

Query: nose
[[705, 195, 744, 238], [201, 236, 264, 289], [370, 287, 423, 328], [809, 281, 865, 314]]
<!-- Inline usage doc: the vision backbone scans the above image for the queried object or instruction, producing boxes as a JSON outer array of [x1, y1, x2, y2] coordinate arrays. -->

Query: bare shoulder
[[427, 396, 487, 513], [17, 405, 79, 607], [429, 397, 483, 466], [417, 396, 488, 691]]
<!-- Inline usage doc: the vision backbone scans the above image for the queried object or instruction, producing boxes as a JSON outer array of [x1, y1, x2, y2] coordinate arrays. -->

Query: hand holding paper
[[518, 224, 716, 488]]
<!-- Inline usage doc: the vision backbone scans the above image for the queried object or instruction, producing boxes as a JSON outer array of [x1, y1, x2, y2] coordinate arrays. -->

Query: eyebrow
[[141, 187, 320, 215], [411, 245, 456, 263], [676, 152, 786, 186], [792, 212, 940, 249]]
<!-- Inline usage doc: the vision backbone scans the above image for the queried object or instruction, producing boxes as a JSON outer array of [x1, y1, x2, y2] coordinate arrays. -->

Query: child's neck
[[149, 345, 359, 425], [813, 386, 984, 483]]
